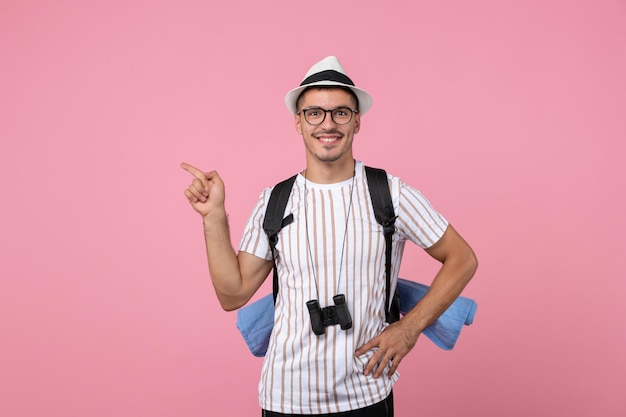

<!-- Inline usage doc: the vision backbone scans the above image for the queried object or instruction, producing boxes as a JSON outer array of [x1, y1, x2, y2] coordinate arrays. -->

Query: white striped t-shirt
[[238, 161, 448, 414]]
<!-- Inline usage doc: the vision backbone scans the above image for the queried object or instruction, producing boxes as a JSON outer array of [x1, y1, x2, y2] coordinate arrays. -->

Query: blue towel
[[397, 279, 477, 350], [236, 278, 477, 357]]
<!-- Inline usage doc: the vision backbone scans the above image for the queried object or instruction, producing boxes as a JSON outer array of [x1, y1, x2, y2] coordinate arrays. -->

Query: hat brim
[[284, 81, 372, 115]]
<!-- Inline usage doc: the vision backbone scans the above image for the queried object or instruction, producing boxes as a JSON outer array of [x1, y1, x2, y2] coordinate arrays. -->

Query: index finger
[[355, 336, 379, 356], [180, 162, 207, 179]]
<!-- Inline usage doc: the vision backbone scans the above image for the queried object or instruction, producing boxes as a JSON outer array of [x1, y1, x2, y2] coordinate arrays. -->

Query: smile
[[315, 134, 342, 143]]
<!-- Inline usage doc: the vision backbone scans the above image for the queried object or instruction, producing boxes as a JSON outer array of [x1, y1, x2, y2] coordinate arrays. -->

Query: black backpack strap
[[365, 166, 400, 323], [263, 174, 297, 303]]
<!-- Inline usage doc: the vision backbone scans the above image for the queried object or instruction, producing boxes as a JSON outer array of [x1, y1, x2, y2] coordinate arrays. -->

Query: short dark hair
[[295, 86, 359, 113]]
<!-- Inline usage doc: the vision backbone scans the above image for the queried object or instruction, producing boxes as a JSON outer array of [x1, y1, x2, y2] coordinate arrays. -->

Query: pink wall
[[1, 1, 625, 415]]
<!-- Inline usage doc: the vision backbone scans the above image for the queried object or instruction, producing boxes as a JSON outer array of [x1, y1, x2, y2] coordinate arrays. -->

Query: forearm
[[202, 209, 246, 309], [403, 243, 477, 337]]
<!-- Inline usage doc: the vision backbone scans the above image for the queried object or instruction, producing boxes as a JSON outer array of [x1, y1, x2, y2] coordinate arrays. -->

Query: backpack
[[262, 166, 400, 323]]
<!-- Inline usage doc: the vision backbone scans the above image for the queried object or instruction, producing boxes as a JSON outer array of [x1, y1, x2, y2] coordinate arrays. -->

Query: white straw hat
[[284, 56, 372, 115]]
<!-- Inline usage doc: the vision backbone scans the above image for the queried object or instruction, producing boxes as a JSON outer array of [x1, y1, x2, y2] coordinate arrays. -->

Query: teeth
[[319, 137, 337, 142]]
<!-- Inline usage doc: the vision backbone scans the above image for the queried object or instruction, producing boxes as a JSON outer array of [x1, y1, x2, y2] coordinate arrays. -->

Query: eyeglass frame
[[296, 106, 359, 126]]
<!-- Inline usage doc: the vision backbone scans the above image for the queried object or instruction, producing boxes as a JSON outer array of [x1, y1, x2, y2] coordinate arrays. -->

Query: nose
[[320, 110, 338, 128]]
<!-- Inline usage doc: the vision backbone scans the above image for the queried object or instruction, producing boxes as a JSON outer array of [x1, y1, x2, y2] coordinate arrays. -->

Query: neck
[[303, 159, 356, 184]]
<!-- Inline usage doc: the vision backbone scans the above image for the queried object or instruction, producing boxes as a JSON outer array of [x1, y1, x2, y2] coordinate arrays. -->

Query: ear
[[353, 113, 361, 134], [295, 113, 303, 135]]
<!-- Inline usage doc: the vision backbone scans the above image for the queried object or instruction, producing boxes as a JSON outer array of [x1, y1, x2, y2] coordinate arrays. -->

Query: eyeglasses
[[297, 106, 358, 126]]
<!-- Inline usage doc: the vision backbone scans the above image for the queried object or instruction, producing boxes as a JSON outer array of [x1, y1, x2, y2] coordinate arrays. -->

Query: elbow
[[219, 299, 244, 312], [464, 247, 478, 283], [446, 242, 478, 287], [217, 294, 248, 312]]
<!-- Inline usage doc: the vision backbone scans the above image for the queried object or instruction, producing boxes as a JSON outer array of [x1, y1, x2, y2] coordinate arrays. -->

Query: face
[[295, 88, 360, 166]]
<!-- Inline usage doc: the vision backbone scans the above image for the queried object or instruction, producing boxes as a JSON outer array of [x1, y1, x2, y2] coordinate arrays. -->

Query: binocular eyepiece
[[306, 294, 353, 336]]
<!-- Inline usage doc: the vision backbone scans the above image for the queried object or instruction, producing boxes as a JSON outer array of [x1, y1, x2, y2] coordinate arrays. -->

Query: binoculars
[[306, 294, 353, 336]]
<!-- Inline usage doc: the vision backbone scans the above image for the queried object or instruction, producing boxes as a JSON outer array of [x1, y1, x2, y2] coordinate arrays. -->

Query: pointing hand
[[180, 162, 226, 217]]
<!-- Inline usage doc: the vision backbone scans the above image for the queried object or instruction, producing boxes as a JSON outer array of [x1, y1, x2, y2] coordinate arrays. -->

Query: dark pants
[[262, 391, 394, 417]]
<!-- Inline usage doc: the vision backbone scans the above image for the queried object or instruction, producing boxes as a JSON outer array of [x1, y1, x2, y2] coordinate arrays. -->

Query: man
[[182, 56, 478, 416]]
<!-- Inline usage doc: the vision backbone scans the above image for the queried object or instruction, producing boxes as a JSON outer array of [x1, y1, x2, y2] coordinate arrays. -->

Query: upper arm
[[425, 224, 477, 268], [236, 251, 274, 301]]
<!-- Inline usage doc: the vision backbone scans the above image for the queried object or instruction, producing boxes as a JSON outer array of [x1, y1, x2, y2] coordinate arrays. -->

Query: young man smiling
[[182, 56, 477, 416]]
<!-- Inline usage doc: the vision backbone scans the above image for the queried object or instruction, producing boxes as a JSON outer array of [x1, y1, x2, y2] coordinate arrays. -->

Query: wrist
[[401, 309, 428, 338], [202, 208, 228, 230]]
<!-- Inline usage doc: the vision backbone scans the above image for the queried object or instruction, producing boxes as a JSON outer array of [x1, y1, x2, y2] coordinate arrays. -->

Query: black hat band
[[300, 70, 355, 87]]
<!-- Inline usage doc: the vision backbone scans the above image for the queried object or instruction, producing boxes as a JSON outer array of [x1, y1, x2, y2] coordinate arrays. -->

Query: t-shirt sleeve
[[394, 179, 449, 249], [238, 188, 273, 261]]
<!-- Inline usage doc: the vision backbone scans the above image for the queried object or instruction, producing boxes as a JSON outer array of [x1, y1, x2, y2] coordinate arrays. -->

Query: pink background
[[1, 1, 625, 416]]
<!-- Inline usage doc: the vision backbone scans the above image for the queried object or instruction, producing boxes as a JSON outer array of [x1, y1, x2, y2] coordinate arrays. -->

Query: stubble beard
[[306, 129, 351, 164]]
